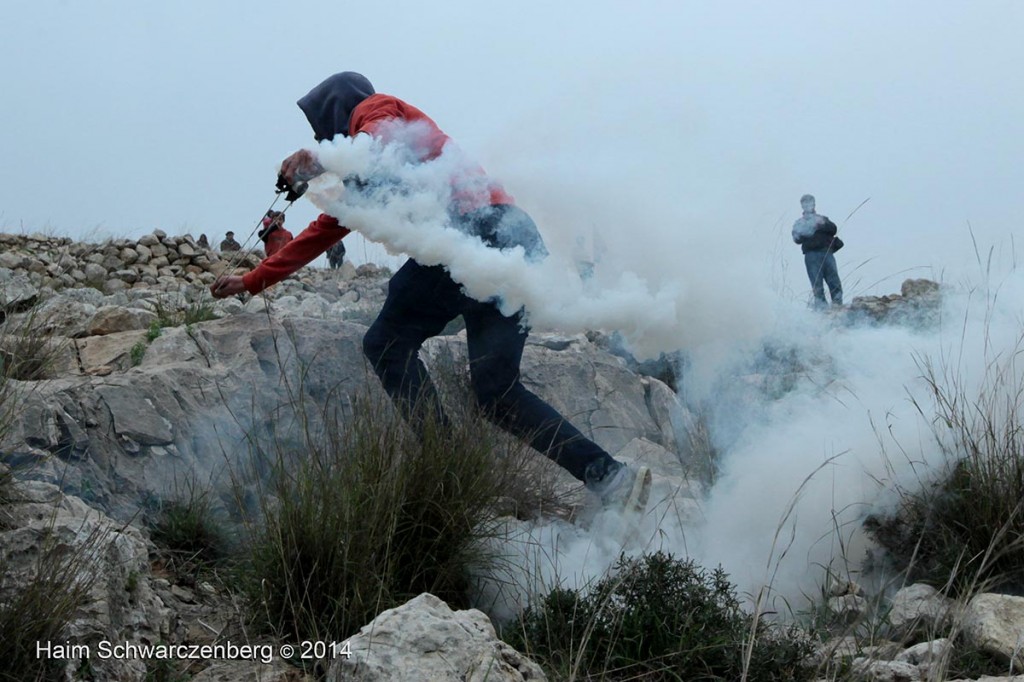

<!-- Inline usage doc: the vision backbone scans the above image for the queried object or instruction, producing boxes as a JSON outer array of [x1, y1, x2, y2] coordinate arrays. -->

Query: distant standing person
[[326, 240, 346, 269], [258, 210, 294, 258], [197, 233, 210, 249], [792, 194, 843, 307], [220, 231, 241, 252]]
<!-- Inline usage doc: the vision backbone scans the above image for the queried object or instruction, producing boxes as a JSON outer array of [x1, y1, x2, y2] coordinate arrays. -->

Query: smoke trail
[[303, 130, 680, 357]]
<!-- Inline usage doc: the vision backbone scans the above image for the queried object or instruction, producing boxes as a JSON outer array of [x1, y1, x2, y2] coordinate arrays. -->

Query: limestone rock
[[887, 583, 953, 636], [0, 480, 172, 682], [850, 658, 920, 681], [0, 267, 39, 309], [94, 380, 176, 446], [76, 330, 149, 373], [338, 260, 358, 280], [327, 593, 546, 682], [894, 638, 951, 668], [190, 660, 312, 681], [963, 592, 1024, 667], [103, 278, 129, 294], [87, 305, 158, 335]]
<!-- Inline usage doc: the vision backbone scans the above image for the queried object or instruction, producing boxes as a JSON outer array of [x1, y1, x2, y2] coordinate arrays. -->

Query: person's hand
[[280, 149, 325, 187], [210, 275, 246, 298]]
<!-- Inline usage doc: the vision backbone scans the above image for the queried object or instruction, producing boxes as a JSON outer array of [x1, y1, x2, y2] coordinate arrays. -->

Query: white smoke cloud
[[298, 113, 1024, 617], [478, 274, 1024, 618], [304, 131, 681, 357]]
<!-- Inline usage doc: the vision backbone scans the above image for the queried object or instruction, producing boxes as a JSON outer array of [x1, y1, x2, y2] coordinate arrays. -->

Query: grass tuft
[[147, 479, 230, 581], [0, 524, 107, 682], [0, 303, 68, 381], [865, 334, 1024, 595], [232, 376, 537, 644]]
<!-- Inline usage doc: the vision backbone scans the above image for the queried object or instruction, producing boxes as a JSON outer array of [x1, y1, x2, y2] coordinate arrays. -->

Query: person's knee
[[362, 325, 394, 365]]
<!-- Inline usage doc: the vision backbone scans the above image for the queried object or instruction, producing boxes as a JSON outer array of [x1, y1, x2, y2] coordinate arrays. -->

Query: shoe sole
[[624, 466, 652, 514]]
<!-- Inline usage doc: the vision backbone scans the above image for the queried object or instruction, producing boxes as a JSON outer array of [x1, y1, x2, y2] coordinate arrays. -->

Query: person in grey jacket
[[792, 194, 843, 307]]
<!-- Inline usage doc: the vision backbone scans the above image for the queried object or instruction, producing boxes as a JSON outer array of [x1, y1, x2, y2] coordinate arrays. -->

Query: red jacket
[[243, 94, 512, 295], [263, 227, 294, 258]]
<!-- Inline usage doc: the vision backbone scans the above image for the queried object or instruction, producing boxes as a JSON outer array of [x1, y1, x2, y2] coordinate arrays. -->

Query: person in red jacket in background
[[257, 210, 293, 258], [210, 71, 650, 511]]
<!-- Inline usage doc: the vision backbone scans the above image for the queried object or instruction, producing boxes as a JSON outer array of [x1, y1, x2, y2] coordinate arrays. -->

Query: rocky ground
[[0, 229, 1017, 681]]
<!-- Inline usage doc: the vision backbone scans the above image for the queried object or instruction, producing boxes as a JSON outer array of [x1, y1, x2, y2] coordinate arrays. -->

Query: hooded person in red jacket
[[211, 72, 649, 510], [258, 210, 293, 258]]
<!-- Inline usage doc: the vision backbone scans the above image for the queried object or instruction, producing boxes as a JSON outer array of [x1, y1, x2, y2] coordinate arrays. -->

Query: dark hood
[[297, 72, 375, 141]]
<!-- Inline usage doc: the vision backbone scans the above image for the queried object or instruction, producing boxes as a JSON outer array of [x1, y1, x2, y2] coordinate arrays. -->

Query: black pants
[[362, 206, 616, 483]]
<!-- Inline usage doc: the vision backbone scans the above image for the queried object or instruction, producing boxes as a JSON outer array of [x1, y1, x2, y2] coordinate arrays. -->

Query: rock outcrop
[[328, 593, 546, 682]]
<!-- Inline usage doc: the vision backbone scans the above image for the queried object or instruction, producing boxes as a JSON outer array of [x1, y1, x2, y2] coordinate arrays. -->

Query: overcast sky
[[1, 0, 1021, 295]]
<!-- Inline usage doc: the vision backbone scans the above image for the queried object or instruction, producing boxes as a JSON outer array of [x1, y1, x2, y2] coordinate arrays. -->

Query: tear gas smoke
[[305, 128, 680, 358], [300, 122, 1024, 615], [478, 273, 1024, 619]]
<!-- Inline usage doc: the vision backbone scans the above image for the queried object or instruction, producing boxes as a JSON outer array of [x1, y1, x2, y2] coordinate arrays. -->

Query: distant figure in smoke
[[326, 240, 346, 270], [197, 233, 210, 249], [792, 194, 843, 307], [573, 235, 595, 281], [258, 210, 293, 258], [210, 71, 650, 511], [219, 231, 241, 252]]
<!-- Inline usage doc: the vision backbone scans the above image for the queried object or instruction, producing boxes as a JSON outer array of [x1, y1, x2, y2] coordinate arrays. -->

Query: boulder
[[0, 480, 172, 682], [0, 268, 40, 310], [327, 593, 546, 682], [887, 583, 953, 636], [76, 330, 150, 373], [103, 279, 129, 295], [87, 305, 158, 336], [338, 260, 358, 280], [894, 638, 951, 668], [519, 337, 664, 455], [963, 592, 1024, 667]]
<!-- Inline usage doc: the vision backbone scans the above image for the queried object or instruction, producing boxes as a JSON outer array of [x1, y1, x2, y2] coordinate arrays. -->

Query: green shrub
[[129, 341, 147, 367], [148, 481, 229, 579], [148, 293, 218, 330], [183, 300, 217, 325], [146, 320, 162, 342], [236, 387, 528, 643], [508, 551, 815, 681]]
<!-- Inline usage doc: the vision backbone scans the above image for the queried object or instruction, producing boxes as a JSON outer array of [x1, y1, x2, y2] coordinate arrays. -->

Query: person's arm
[[817, 217, 838, 237], [241, 214, 350, 294], [792, 220, 805, 244]]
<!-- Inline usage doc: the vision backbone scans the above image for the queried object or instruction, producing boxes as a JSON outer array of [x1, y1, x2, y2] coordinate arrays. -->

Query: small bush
[[148, 481, 229, 579], [183, 300, 217, 325], [508, 551, 815, 681], [865, 342, 1024, 594], [146, 320, 162, 342], [148, 293, 218, 330], [236, 385, 527, 644], [0, 305, 68, 381], [130, 341, 147, 367]]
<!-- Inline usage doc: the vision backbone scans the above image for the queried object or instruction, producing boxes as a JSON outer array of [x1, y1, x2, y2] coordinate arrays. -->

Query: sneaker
[[588, 463, 652, 514]]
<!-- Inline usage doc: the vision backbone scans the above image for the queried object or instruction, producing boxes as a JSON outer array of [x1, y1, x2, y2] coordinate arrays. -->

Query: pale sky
[[1, 0, 1021, 295]]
